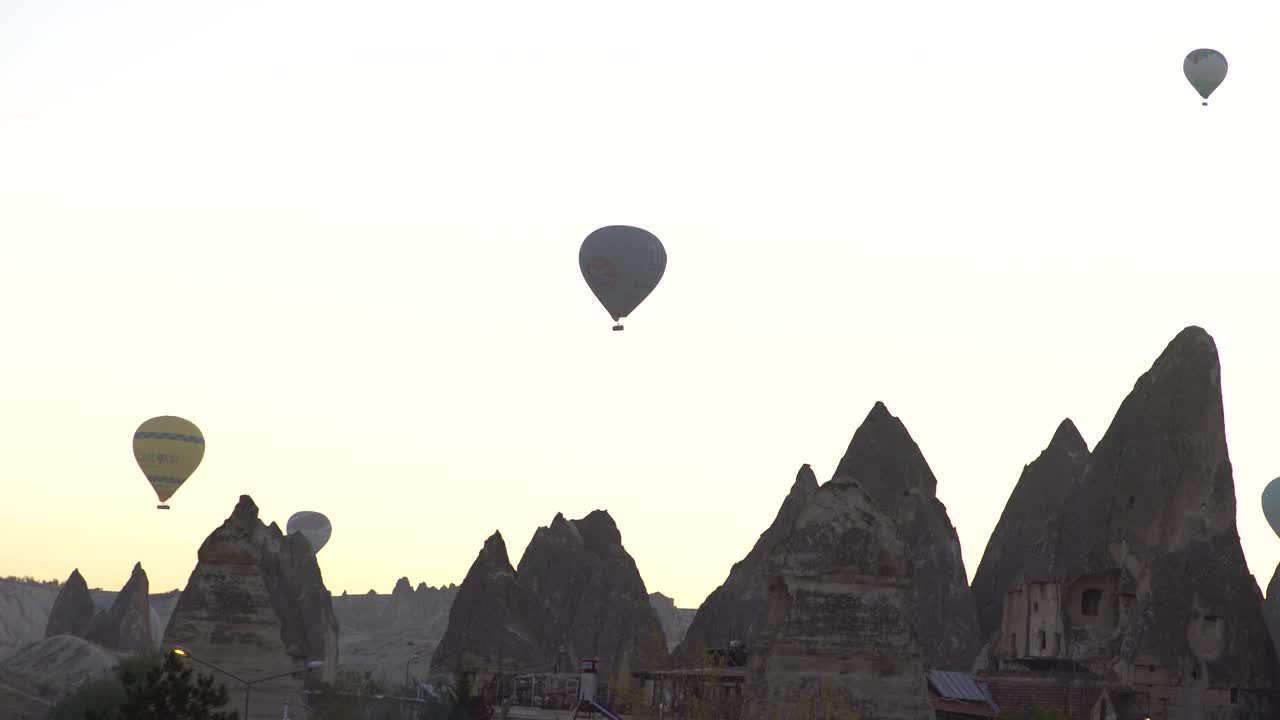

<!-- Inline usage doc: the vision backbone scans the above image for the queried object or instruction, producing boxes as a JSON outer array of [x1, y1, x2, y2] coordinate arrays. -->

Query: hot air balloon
[[133, 416, 205, 510], [1184, 49, 1227, 106], [579, 225, 666, 331], [287, 511, 332, 553], [1262, 478, 1280, 538]]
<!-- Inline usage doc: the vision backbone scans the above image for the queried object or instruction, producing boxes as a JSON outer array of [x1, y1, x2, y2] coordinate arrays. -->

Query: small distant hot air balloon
[[287, 511, 332, 554], [1184, 49, 1228, 106], [579, 225, 667, 331], [133, 416, 205, 510], [1262, 478, 1280, 538]]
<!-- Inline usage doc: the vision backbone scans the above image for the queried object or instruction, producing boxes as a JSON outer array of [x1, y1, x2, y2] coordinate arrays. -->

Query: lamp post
[[404, 652, 420, 693], [401, 653, 421, 720], [173, 647, 324, 719]]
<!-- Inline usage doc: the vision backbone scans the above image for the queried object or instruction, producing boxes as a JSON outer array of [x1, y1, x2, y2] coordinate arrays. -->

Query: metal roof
[[927, 670, 995, 704]]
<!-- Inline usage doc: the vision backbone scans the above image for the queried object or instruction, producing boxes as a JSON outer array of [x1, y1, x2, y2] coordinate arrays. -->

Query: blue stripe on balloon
[[135, 432, 204, 444]]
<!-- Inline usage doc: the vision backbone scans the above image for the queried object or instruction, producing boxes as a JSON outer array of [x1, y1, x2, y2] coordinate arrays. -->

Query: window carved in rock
[[1081, 588, 1103, 616]]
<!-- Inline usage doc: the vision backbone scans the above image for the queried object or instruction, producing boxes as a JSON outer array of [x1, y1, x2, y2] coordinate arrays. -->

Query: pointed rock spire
[[86, 562, 153, 653], [673, 465, 820, 666], [162, 494, 339, 704], [1047, 326, 1272, 686], [430, 530, 552, 674], [977, 327, 1274, 695], [970, 418, 1090, 642], [831, 402, 980, 670], [44, 569, 96, 639], [832, 401, 937, 504]]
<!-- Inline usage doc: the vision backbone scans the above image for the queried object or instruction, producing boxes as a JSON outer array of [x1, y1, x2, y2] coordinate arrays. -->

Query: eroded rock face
[[1264, 565, 1280, 669], [979, 327, 1275, 715], [516, 510, 668, 679], [1053, 327, 1272, 688], [648, 593, 695, 652], [162, 495, 339, 719], [85, 562, 152, 654], [44, 570, 95, 640], [673, 465, 818, 666], [432, 511, 668, 680], [970, 419, 1090, 643], [831, 402, 981, 671], [430, 532, 553, 675], [743, 474, 932, 720], [331, 579, 458, 685]]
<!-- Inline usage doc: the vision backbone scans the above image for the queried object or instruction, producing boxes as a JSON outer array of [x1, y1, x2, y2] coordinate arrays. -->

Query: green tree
[[50, 653, 160, 720], [85, 652, 236, 720], [309, 669, 399, 720], [432, 673, 492, 720]]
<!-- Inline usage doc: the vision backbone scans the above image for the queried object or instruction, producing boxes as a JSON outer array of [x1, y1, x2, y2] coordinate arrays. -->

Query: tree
[[49, 654, 157, 720], [309, 669, 398, 720], [433, 672, 493, 720], [85, 652, 236, 720]]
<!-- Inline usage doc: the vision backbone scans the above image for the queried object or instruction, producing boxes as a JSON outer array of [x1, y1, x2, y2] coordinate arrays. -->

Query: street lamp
[[404, 653, 421, 691], [402, 653, 421, 719], [173, 647, 324, 719]]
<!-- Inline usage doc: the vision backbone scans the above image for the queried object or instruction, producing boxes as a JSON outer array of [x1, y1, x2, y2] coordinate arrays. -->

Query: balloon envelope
[[133, 416, 205, 504], [287, 511, 332, 553], [579, 226, 666, 324], [1263, 478, 1280, 538], [1184, 49, 1227, 100]]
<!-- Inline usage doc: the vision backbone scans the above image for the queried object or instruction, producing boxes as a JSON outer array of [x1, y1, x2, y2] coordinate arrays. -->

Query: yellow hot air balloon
[[133, 416, 205, 510]]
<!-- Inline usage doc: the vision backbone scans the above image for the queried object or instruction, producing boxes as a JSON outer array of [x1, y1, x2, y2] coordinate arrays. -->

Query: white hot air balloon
[[287, 511, 332, 554], [1184, 49, 1228, 106]]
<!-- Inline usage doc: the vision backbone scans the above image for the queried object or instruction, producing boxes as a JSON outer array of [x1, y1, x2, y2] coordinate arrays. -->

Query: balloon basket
[[157, 504, 170, 510], [612, 324, 624, 332]]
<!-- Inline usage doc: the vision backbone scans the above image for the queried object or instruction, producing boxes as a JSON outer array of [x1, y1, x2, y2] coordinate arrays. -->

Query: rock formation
[[743, 472, 933, 720], [430, 531, 553, 675], [979, 327, 1275, 714], [0, 578, 61, 656], [970, 419, 1090, 643], [43, 570, 95, 640], [648, 592, 695, 651], [331, 579, 458, 686], [5, 573, 177, 657], [84, 562, 153, 654], [432, 511, 668, 681], [516, 510, 668, 679], [1061, 328, 1271, 686], [830, 402, 981, 671], [1264, 566, 1280, 669], [162, 495, 339, 719], [673, 465, 818, 666], [0, 634, 121, 706]]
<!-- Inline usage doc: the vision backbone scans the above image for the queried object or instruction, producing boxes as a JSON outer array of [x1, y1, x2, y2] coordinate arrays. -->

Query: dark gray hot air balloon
[[579, 225, 666, 331], [1263, 478, 1280, 539], [1184, 49, 1227, 106], [287, 511, 332, 554]]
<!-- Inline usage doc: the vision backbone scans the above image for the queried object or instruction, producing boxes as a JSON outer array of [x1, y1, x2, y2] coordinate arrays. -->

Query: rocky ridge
[[431, 510, 668, 682]]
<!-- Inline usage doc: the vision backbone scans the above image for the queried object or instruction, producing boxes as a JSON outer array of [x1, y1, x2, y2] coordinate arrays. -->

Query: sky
[[2, 1, 1280, 609]]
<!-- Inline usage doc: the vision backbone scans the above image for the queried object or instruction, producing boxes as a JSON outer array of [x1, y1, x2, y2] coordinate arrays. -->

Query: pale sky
[[2, 1, 1279, 609]]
